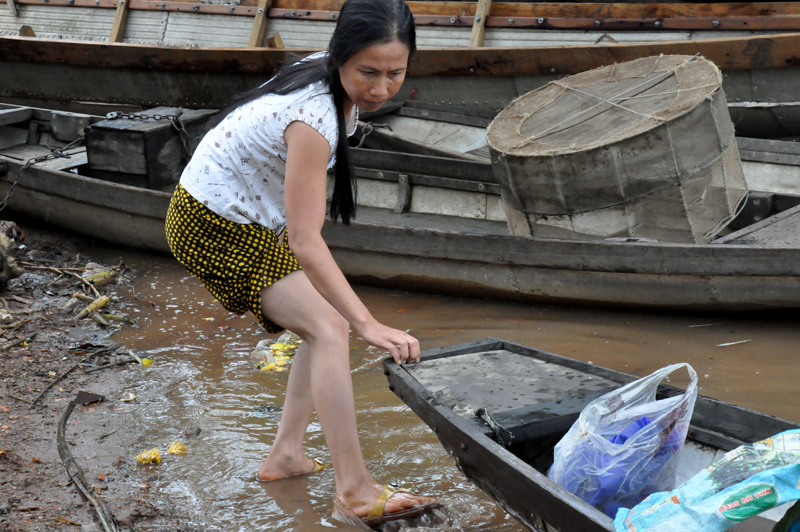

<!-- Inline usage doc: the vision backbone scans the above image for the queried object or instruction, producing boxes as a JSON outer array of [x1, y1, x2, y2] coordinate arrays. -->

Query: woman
[[165, 0, 437, 525]]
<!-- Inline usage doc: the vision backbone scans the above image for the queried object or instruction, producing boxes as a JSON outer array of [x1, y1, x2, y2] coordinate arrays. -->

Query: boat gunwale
[[3, 32, 800, 75]]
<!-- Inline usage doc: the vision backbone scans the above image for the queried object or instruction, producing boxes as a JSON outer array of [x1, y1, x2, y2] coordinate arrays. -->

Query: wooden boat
[[2, 103, 800, 311], [0, 103, 800, 311], [3, 0, 800, 137], [382, 337, 800, 532]]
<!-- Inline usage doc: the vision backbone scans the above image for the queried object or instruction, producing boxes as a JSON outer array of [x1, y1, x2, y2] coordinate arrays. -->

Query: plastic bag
[[614, 430, 800, 532], [548, 363, 698, 517]]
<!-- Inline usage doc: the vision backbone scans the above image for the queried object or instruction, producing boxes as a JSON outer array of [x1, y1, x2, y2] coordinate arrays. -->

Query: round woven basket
[[487, 55, 747, 244]]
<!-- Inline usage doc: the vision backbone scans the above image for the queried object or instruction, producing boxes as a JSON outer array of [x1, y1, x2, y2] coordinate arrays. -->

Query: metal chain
[[106, 109, 193, 161], [0, 136, 86, 213], [105, 111, 181, 122], [357, 122, 393, 148]]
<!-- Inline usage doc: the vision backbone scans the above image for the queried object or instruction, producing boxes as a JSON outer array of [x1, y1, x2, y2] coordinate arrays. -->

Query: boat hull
[[1, 160, 799, 311], [3, 33, 800, 137]]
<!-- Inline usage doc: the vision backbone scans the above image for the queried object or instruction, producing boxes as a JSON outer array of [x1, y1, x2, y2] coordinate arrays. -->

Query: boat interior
[[1, 100, 798, 248], [399, 338, 799, 531]]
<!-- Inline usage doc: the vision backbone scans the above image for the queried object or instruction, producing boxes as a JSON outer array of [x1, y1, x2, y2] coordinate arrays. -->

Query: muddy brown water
[[89, 247, 799, 532]]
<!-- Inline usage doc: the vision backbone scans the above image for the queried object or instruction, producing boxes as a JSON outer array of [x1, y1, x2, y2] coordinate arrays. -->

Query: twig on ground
[[0, 319, 32, 330], [32, 360, 80, 404], [84, 358, 137, 374], [2, 332, 37, 351], [4, 394, 46, 407], [22, 263, 92, 272], [50, 268, 100, 298]]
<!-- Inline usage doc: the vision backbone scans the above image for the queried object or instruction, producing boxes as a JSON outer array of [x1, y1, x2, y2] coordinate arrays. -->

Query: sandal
[[361, 484, 440, 527], [256, 457, 325, 482]]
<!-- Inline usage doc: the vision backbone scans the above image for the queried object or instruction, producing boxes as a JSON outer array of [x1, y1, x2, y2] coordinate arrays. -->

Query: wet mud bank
[[0, 219, 184, 532], [2, 212, 799, 532]]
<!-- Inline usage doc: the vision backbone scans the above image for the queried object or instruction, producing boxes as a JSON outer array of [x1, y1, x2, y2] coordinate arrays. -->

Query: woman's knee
[[306, 309, 349, 348]]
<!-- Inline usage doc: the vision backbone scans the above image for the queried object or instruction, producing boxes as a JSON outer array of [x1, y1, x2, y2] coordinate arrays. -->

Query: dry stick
[[0, 319, 32, 330], [84, 358, 137, 374], [32, 360, 80, 405], [22, 263, 92, 272], [0, 298, 9, 311], [47, 268, 100, 298], [3, 394, 46, 407], [2, 331, 37, 351], [9, 295, 31, 305]]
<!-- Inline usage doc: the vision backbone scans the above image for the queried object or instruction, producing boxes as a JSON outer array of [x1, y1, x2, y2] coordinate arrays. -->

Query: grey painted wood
[[356, 121, 487, 162], [1, 150, 800, 310], [86, 107, 217, 189], [351, 148, 494, 183], [328, 208, 800, 276], [0, 107, 31, 127], [717, 203, 800, 247]]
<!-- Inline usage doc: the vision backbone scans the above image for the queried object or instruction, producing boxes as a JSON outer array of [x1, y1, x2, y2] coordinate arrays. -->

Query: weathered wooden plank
[[9, 0, 800, 25], [108, 0, 130, 42], [6, 0, 17, 16], [350, 148, 494, 183], [248, 0, 272, 47], [394, 107, 491, 128], [468, 0, 491, 47], [353, 167, 500, 195], [5, 31, 800, 78], [265, 31, 284, 48], [0, 107, 32, 127], [355, 122, 487, 162], [716, 203, 800, 247], [0, 155, 171, 218], [324, 213, 800, 276], [86, 107, 217, 188]]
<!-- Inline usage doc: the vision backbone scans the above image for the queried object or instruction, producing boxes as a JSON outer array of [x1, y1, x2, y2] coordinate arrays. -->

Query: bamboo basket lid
[[487, 54, 722, 157]]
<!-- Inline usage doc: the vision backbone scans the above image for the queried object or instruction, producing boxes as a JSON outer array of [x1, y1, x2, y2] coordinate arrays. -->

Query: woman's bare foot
[[336, 482, 438, 523], [257, 454, 322, 482]]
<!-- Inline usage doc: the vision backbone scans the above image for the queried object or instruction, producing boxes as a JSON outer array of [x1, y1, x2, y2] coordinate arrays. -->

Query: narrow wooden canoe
[[383, 337, 800, 532], [2, 105, 800, 311]]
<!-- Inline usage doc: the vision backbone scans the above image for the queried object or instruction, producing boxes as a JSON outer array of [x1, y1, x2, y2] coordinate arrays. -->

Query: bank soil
[[0, 220, 182, 532]]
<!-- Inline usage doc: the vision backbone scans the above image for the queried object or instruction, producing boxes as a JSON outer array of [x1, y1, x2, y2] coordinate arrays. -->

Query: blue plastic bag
[[614, 430, 800, 532], [548, 364, 698, 517]]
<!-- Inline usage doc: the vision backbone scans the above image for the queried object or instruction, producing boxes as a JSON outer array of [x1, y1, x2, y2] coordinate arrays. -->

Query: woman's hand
[[358, 319, 420, 365]]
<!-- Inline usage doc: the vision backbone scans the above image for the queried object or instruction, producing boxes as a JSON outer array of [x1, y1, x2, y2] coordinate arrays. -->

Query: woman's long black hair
[[209, 0, 415, 225]]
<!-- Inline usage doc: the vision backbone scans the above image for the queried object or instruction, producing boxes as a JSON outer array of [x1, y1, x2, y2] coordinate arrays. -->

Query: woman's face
[[339, 38, 410, 113]]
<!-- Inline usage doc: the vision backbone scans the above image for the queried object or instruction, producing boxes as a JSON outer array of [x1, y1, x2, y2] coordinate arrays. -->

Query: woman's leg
[[257, 340, 319, 480], [258, 270, 434, 516]]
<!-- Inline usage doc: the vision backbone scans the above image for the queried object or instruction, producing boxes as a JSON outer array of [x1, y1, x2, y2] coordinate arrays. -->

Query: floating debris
[[167, 441, 187, 455], [136, 448, 161, 464], [251, 331, 302, 372], [121, 392, 136, 402], [716, 340, 752, 347]]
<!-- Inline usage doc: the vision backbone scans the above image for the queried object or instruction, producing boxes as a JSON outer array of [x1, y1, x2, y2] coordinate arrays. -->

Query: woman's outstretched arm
[[283, 120, 420, 364]]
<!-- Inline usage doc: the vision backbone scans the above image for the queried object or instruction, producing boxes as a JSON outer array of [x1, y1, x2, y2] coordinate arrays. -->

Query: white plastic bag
[[548, 363, 698, 517]]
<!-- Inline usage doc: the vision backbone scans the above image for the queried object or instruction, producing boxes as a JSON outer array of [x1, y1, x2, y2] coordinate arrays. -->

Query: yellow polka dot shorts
[[165, 184, 301, 333]]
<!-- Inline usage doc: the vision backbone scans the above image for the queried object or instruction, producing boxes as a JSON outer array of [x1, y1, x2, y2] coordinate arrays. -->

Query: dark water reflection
[[91, 248, 799, 531]]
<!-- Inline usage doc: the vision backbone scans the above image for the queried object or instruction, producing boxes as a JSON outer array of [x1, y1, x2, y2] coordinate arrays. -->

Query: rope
[[510, 54, 702, 150], [474, 408, 515, 448]]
